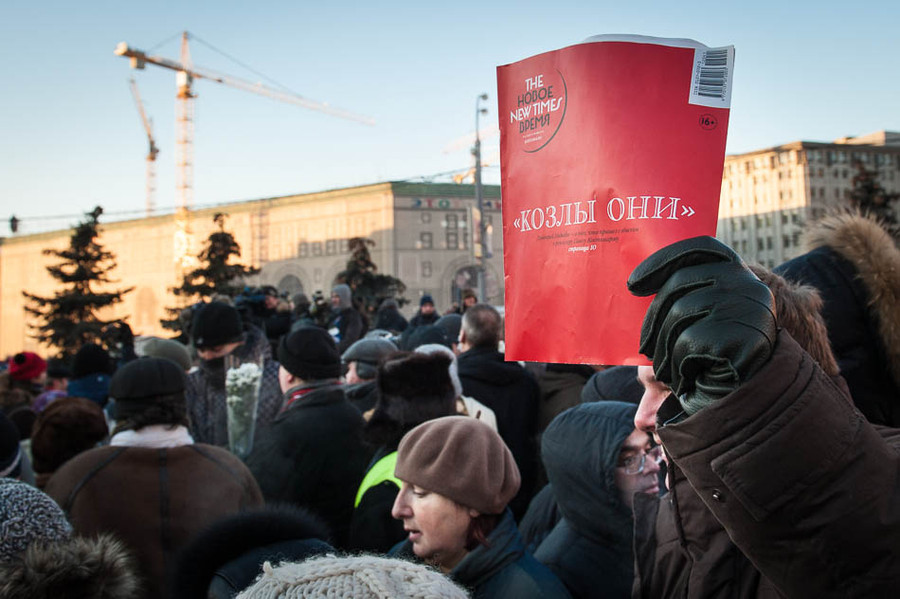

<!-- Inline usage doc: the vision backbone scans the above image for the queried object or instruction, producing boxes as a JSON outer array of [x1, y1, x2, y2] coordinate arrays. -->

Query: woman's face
[[391, 481, 478, 572]]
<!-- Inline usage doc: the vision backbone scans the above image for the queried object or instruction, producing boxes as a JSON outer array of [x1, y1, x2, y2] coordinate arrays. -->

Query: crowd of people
[[1, 211, 899, 598]]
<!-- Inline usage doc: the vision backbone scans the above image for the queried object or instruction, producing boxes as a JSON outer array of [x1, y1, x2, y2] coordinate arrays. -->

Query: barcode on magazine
[[689, 45, 734, 109]]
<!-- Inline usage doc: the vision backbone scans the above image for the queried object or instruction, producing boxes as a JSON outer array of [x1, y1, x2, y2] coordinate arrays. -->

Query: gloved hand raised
[[627, 236, 777, 415]]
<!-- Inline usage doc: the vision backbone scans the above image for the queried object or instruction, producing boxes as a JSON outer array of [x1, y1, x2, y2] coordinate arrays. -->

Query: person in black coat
[[456, 304, 540, 518], [245, 327, 372, 549]]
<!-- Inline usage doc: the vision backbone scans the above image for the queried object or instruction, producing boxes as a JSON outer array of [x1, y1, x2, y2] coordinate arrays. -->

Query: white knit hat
[[236, 555, 469, 599]]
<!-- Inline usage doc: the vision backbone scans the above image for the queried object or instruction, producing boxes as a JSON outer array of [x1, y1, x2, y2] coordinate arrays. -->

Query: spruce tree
[[850, 161, 899, 231], [162, 213, 259, 330], [23, 206, 133, 361], [334, 237, 407, 318]]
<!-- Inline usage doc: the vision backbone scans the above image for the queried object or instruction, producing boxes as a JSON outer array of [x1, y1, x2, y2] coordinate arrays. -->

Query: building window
[[446, 231, 459, 249], [445, 214, 458, 230], [340, 238, 349, 253], [421, 212, 431, 224], [766, 237, 773, 250], [298, 242, 308, 257], [422, 261, 432, 278], [312, 242, 323, 257], [757, 238, 764, 252], [326, 240, 336, 255], [420, 232, 433, 249], [783, 234, 790, 248]]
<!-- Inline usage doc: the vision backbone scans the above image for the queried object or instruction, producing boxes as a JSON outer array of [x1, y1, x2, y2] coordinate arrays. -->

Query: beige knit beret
[[235, 555, 469, 599], [394, 416, 520, 515]]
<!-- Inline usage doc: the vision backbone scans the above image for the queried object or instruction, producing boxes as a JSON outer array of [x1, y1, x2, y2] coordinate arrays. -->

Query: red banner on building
[[497, 35, 734, 365]]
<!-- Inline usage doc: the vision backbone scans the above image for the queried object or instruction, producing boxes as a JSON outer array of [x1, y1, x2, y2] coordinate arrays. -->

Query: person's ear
[[467, 508, 480, 519]]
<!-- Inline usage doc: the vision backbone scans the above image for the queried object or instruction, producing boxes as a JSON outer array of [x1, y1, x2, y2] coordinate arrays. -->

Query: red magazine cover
[[497, 34, 735, 365]]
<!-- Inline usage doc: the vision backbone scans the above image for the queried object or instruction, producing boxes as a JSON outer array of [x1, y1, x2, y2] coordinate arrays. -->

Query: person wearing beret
[[45, 357, 263, 599], [389, 416, 571, 598], [245, 326, 371, 549]]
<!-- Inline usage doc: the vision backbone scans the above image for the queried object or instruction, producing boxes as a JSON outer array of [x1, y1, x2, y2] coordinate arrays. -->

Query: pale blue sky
[[2, 0, 897, 233]]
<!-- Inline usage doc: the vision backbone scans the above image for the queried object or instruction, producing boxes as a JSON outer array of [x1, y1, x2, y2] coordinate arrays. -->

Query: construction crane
[[128, 77, 159, 217], [114, 31, 374, 269]]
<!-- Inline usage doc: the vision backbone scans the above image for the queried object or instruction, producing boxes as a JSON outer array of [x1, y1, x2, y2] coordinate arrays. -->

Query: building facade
[[0, 182, 502, 357], [717, 130, 900, 267]]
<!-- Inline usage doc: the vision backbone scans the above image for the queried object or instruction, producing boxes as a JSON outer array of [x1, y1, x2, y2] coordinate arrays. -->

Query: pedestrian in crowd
[[435, 313, 462, 353], [32, 358, 71, 413], [520, 367, 645, 553], [172, 505, 334, 599], [631, 259, 845, 598], [1, 411, 32, 482], [536, 363, 596, 433], [236, 555, 469, 599], [289, 292, 316, 331], [533, 402, 658, 598], [341, 336, 398, 414], [66, 342, 114, 408], [185, 301, 282, 446], [456, 303, 540, 518], [374, 297, 409, 333], [45, 357, 263, 599], [348, 350, 458, 552], [415, 343, 498, 431], [328, 283, 367, 352], [245, 326, 371, 549], [0, 478, 140, 598], [390, 416, 572, 598], [2, 351, 46, 439], [400, 322, 450, 351], [30, 396, 108, 489], [775, 210, 900, 426], [409, 293, 440, 328], [627, 236, 900, 597]]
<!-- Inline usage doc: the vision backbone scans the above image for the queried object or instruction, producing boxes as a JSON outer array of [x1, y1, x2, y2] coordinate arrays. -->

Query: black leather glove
[[627, 236, 777, 414]]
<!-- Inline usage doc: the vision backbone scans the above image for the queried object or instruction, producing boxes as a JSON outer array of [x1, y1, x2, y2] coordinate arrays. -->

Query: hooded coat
[[457, 346, 540, 518], [533, 402, 638, 599], [328, 284, 367, 353], [184, 324, 283, 446], [775, 212, 900, 425], [0, 534, 141, 599]]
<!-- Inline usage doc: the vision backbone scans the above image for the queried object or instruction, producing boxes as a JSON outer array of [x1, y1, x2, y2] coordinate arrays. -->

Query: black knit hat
[[72, 343, 112, 378], [277, 327, 342, 381], [192, 302, 244, 349], [110, 357, 186, 401]]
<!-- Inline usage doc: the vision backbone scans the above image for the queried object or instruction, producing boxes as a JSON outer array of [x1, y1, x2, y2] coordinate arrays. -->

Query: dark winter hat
[[461, 288, 477, 301], [192, 302, 245, 349], [277, 326, 342, 381], [8, 351, 47, 382], [45, 358, 72, 380], [395, 416, 520, 515], [401, 324, 449, 351], [342, 338, 398, 381], [261, 285, 279, 298], [110, 357, 186, 401], [375, 352, 456, 417], [0, 478, 72, 561], [435, 314, 462, 345], [31, 397, 109, 476], [419, 294, 435, 307], [581, 366, 643, 405], [0, 413, 22, 478], [71, 343, 112, 378]]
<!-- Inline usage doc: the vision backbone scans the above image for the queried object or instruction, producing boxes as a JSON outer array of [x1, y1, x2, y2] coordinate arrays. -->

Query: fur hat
[[581, 366, 643, 405], [31, 397, 109, 477], [138, 337, 193, 372], [71, 344, 112, 378], [278, 327, 342, 381], [0, 533, 140, 598], [372, 352, 456, 422], [192, 302, 244, 349], [395, 416, 520, 515], [235, 555, 468, 599], [8, 352, 47, 382], [0, 478, 72, 561]]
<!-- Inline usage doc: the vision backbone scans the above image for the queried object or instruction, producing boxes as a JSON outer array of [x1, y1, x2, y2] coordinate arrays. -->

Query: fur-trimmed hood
[[0, 534, 140, 599], [776, 211, 900, 425]]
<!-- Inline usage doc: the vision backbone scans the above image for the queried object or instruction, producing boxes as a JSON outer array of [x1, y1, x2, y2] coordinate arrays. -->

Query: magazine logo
[[508, 70, 567, 153]]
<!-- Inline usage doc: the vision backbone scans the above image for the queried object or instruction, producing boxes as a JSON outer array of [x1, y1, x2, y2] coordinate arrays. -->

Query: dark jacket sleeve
[[659, 330, 900, 598]]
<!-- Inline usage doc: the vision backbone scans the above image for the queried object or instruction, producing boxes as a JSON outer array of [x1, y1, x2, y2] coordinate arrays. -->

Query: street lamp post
[[474, 93, 489, 302]]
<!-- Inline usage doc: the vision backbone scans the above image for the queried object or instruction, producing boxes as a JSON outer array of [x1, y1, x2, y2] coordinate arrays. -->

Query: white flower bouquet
[[225, 358, 263, 458]]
